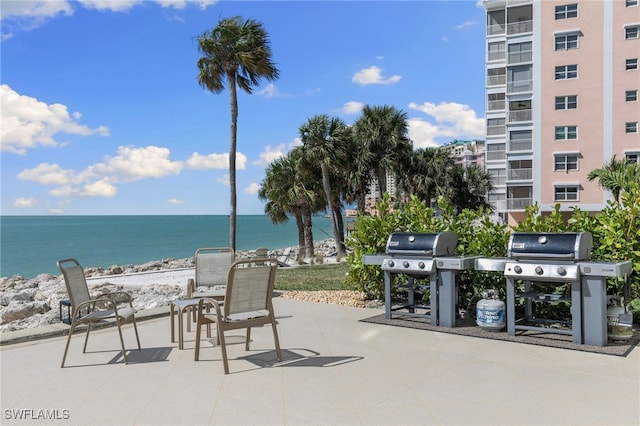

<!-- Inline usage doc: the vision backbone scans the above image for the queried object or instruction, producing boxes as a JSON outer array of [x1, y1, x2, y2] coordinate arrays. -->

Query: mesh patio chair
[[57, 258, 141, 367], [194, 258, 282, 374], [186, 247, 235, 299]]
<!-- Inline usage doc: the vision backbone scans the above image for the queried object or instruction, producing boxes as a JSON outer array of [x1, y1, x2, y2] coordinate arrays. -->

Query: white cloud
[[453, 21, 476, 30], [253, 144, 285, 166], [341, 101, 364, 115], [408, 101, 485, 149], [217, 174, 229, 185], [78, 177, 118, 197], [352, 66, 401, 86], [17, 163, 77, 185], [167, 198, 184, 205], [244, 182, 260, 194], [12, 197, 38, 208], [258, 83, 280, 98], [1, 0, 217, 37], [185, 152, 247, 170], [86, 145, 182, 182], [48, 208, 65, 215], [0, 85, 109, 155]]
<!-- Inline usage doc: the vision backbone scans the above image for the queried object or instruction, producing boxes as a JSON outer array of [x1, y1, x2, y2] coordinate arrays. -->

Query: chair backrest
[[224, 259, 277, 317], [195, 247, 234, 288], [57, 258, 92, 311]]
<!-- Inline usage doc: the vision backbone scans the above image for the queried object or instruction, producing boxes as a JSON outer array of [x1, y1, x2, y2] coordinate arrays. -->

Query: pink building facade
[[484, 0, 640, 225]]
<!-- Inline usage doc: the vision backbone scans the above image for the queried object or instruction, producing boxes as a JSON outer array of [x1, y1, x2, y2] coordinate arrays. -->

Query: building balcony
[[507, 79, 532, 93], [487, 24, 506, 36], [487, 100, 506, 111], [486, 150, 506, 161], [507, 20, 532, 35], [507, 50, 532, 64], [507, 197, 533, 210], [508, 109, 532, 122], [507, 168, 532, 180], [487, 75, 506, 86], [488, 51, 506, 61], [487, 125, 506, 136], [508, 139, 532, 151]]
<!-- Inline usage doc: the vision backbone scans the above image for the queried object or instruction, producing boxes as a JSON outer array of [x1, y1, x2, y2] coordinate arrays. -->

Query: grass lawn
[[274, 262, 358, 292]]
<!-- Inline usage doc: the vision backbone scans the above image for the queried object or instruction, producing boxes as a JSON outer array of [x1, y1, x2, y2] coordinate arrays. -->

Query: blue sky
[[1, 0, 487, 215]]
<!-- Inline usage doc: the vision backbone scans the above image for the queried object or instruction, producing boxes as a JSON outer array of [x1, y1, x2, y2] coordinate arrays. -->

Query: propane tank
[[476, 289, 506, 332], [607, 296, 633, 342]]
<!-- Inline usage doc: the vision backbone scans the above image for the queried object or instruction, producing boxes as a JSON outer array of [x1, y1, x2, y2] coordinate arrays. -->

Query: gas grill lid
[[507, 232, 592, 261], [385, 232, 457, 257]]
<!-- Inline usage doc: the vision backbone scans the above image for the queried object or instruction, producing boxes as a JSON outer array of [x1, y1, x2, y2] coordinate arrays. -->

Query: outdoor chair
[[186, 247, 235, 299], [57, 258, 141, 367], [194, 258, 282, 374]]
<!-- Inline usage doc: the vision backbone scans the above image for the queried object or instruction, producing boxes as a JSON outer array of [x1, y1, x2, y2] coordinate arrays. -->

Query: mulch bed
[[360, 312, 639, 357]]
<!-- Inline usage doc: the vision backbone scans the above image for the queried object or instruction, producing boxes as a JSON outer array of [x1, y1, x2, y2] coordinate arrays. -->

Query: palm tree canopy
[[196, 16, 279, 94]]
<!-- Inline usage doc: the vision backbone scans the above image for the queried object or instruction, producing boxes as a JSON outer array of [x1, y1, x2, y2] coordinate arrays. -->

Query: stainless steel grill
[[475, 231, 632, 346], [379, 232, 476, 327]]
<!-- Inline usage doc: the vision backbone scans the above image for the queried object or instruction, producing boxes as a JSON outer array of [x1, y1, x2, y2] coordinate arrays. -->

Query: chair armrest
[[101, 291, 133, 304], [198, 297, 223, 317]]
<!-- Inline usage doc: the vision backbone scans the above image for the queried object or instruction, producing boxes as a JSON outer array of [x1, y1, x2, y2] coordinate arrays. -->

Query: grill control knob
[[387, 260, 395, 268], [402, 261, 410, 268], [535, 266, 544, 275], [418, 261, 425, 269], [557, 266, 567, 276], [514, 265, 522, 274]]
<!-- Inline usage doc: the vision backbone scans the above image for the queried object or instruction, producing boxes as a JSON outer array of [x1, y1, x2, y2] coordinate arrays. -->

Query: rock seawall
[[0, 240, 339, 332]]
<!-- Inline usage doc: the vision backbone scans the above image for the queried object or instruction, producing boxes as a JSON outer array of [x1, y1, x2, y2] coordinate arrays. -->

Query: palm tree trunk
[[320, 164, 345, 257], [228, 74, 238, 251], [302, 207, 314, 258]]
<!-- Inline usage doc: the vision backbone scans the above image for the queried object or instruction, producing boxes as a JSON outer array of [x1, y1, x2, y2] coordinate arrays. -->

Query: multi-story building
[[440, 139, 486, 168], [483, 0, 640, 225]]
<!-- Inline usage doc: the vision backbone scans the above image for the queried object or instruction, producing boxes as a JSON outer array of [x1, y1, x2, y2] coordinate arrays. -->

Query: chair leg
[[82, 323, 92, 353], [116, 321, 128, 364], [245, 327, 251, 351], [170, 303, 176, 343], [218, 327, 230, 375], [194, 312, 202, 361], [61, 322, 77, 368], [131, 316, 141, 350], [271, 318, 282, 362]]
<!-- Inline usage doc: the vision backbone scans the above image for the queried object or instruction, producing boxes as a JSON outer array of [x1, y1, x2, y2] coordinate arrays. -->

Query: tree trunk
[[302, 207, 314, 259], [228, 73, 238, 251], [294, 210, 305, 248], [333, 205, 347, 257], [320, 163, 345, 257]]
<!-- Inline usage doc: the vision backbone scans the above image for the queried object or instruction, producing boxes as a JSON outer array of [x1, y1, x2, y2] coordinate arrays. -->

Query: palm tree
[[299, 115, 349, 258], [587, 155, 640, 205], [398, 148, 455, 206], [352, 105, 413, 206], [449, 164, 494, 211], [196, 16, 279, 250]]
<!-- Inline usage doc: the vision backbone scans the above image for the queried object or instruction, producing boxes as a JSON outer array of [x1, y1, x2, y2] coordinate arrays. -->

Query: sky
[[1, 0, 487, 216]]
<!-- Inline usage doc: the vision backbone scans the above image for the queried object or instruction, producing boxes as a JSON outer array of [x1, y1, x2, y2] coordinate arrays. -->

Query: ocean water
[[0, 215, 336, 279]]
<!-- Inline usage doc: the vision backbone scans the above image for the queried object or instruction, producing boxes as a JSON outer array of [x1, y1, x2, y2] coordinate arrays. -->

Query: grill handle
[[511, 252, 575, 260], [386, 249, 434, 256]]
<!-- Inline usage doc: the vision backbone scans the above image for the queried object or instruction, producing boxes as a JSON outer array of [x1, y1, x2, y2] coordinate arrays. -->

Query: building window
[[555, 95, 577, 110], [555, 4, 578, 19], [627, 0, 638, 6], [627, 59, 638, 70], [626, 152, 640, 164], [555, 65, 578, 80], [555, 186, 579, 201], [626, 26, 640, 40], [626, 122, 638, 133], [626, 90, 638, 101], [554, 154, 579, 171], [555, 33, 579, 50], [555, 126, 578, 140]]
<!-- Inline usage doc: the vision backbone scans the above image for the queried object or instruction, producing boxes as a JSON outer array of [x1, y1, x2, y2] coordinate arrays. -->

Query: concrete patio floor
[[1, 298, 639, 425]]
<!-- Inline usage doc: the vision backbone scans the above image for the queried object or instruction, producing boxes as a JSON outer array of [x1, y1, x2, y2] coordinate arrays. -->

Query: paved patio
[[1, 298, 639, 425]]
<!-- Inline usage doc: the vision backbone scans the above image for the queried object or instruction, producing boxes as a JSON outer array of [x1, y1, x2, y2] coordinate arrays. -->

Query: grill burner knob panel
[[514, 265, 522, 274], [403, 261, 410, 268], [387, 260, 395, 268], [418, 261, 425, 269], [557, 266, 567, 276], [535, 266, 544, 275]]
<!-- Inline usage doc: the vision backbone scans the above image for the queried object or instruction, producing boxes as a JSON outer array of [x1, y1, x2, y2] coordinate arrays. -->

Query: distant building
[[440, 139, 486, 169], [483, 0, 640, 225]]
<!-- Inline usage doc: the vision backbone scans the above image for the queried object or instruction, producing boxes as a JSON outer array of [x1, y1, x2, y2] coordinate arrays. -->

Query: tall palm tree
[[196, 16, 279, 250], [299, 115, 349, 258], [398, 148, 455, 206], [449, 164, 494, 211], [587, 155, 640, 205], [352, 105, 413, 205]]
